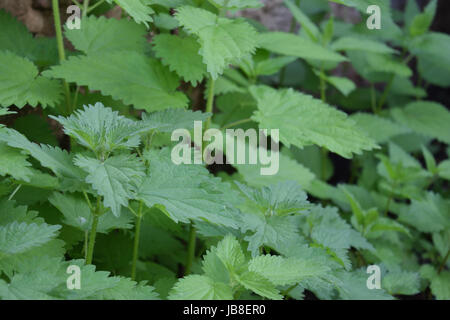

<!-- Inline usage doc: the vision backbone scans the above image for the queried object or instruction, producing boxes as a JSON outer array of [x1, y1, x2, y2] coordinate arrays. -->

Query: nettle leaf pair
[[169, 235, 329, 300]]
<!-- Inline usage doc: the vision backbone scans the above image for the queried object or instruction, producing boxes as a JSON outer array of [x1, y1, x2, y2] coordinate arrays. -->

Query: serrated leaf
[[0, 142, 33, 182], [0, 51, 62, 108], [351, 113, 410, 143], [169, 275, 233, 300], [137, 148, 241, 227], [50, 103, 148, 155], [0, 127, 86, 191], [248, 255, 330, 286], [208, 0, 262, 10], [215, 234, 246, 274], [175, 6, 258, 79], [258, 32, 347, 62], [250, 85, 378, 158], [106, 0, 154, 27], [235, 271, 282, 300], [142, 108, 211, 133], [65, 16, 147, 54], [153, 34, 207, 85], [75, 154, 145, 217], [391, 101, 450, 144], [44, 51, 188, 112], [399, 192, 450, 233], [0, 222, 60, 255], [49, 192, 133, 233]]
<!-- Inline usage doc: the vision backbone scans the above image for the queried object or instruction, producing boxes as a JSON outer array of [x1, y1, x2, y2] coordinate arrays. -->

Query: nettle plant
[[0, 0, 449, 300]]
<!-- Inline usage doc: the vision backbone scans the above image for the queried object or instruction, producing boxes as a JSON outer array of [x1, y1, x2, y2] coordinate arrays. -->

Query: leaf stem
[[185, 222, 197, 276], [86, 196, 101, 264], [204, 77, 216, 131], [438, 249, 450, 274], [82, 0, 90, 18], [220, 118, 253, 130], [8, 184, 22, 201], [131, 201, 143, 280], [52, 0, 72, 115], [87, 0, 105, 14], [376, 74, 394, 114]]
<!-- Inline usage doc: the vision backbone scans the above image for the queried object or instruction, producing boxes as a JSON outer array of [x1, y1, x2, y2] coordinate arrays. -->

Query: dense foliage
[[0, 0, 449, 300]]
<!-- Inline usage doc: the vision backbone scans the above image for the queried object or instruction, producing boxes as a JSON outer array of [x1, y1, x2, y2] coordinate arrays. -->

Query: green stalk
[[183, 77, 216, 274], [438, 249, 450, 274], [376, 74, 394, 114], [83, 0, 90, 18], [86, 197, 101, 265], [204, 77, 216, 131], [185, 223, 197, 275], [86, 212, 99, 265], [319, 65, 328, 180], [52, 0, 72, 115], [131, 201, 144, 280]]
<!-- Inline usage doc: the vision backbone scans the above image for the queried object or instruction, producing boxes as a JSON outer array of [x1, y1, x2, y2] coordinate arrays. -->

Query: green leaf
[[50, 103, 148, 155], [409, 32, 450, 87], [0, 10, 58, 67], [43, 51, 188, 112], [0, 142, 33, 182], [382, 269, 420, 295], [391, 101, 450, 144], [105, 0, 154, 27], [236, 181, 309, 217], [335, 269, 393, 300], [250, 85, 378, 158], [75, 154, 145, 217], [208, 0, 262, 10], [437, 160, 450, 181], [169, 275, 233, 300], [175, 6, 258, 79], [248, 255, 330, 286], [215, 234, 246, 274], [65, 16, 147, 54], [284, 0, 320, 40], [409, 0, 437, 37], [153, 34, 207, 85], [0, 222, 60, 255], [0, 51, 62, 108], [235, 271, 282, 300], [399, 192, 450, 233], [137, 149, 241, 227], [0, 127, 86, 191], [350, 113, 410, 143], [258, 32, 347, 62], [421, 265, 450, 300], [142, 108, 211, 133], [49, 192, 133, 233], [331, 36, 397, 54]]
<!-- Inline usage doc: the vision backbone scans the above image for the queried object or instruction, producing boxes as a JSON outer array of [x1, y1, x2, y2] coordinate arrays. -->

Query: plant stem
[[131, 201, 143, 280], [83, 0, 90, 17], [52, 0, 72, 115], [185, 222, 197, 275], [87, 0, 105, 14], [220, 118, 252, 130], [204, 77, 216, 131], [86, 197, 101, 264], [376, 74, 394, 114], [86, 211, 99, 264], [370, 83, 377, 113], [438, 249, 450, 274], [8, 184, 22, 201]]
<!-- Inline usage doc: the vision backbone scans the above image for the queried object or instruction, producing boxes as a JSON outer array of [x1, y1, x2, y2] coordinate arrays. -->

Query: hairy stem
[[86, 197, 101, 265], [185, 223, 197, 275], [86, 212, 99, 265], [131, 201, 143, 280], [376, 74, 394, 114], [52, 0, 72, 115]]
